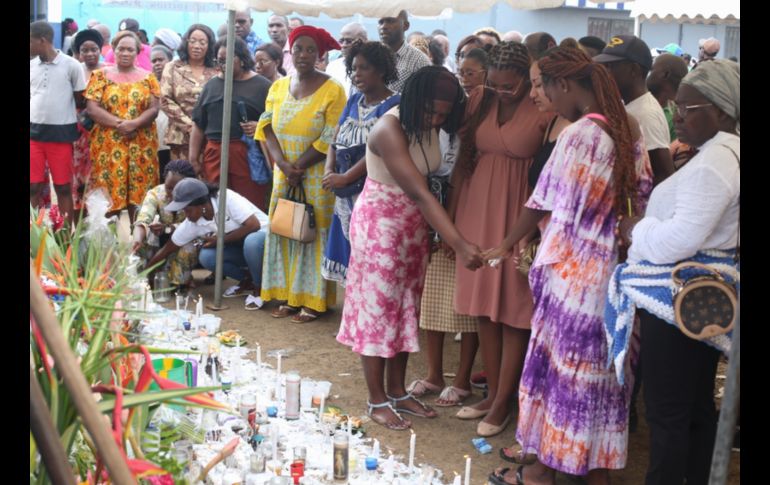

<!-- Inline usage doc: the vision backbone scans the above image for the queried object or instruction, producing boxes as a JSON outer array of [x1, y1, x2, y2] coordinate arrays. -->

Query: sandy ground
[[158, 267, 740, 485]]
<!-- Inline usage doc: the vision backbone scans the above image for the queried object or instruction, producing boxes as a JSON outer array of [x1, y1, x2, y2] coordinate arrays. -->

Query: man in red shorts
[[30, 20, 86, 223]]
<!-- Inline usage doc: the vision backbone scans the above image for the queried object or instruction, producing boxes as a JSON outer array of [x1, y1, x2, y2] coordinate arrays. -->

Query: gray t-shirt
[[30, 50, 86, 142]]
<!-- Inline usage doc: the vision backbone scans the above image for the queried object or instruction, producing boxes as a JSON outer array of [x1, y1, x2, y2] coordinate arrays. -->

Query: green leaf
[[96, 386, 224, 413]]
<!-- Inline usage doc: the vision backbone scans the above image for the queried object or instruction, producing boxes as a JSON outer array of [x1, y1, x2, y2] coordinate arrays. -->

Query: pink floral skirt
[[336, 178, 430, 358]]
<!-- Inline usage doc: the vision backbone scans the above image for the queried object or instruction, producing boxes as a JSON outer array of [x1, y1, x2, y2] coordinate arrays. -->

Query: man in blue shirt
[[234, 8, 263, 56]]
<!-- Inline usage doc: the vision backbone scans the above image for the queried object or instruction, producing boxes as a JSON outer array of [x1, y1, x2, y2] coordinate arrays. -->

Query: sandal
[[406, 379, 443, 398], [488, 467, 522, 485], [291, 308, 320, 324], [244, 295, 264, 311], [387, 393, 438, 419], [271, 304, 300, 318], [223, 285, 250, 298], [366, 400, 411, 431], [434, 386, 471, 407], [500, 443, 537, 465]]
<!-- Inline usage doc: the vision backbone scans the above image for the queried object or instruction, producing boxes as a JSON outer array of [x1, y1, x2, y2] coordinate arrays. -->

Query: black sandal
[[488, 467, 523, 485], [499, 443, 537, 465]]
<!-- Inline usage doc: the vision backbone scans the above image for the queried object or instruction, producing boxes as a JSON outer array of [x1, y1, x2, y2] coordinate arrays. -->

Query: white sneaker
[[244, 294, 264, 310]]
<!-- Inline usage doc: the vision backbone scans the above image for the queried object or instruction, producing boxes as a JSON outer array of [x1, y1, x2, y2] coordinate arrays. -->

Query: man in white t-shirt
[[30, 20, 87, 224], [327, 22, 368, 97], [147, 178, 270, 310], [595, 35, 675, 186]]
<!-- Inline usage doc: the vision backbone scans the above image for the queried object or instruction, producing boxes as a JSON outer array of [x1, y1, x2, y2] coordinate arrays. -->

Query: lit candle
[[464, 455, 471, 485], [408, 429, 416, 473], [452, 471, 461, 485]]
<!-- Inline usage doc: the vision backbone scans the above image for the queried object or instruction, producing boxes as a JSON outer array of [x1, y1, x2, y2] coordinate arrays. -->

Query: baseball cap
[[165, 178, 209, 212], [655, 43, 683, 56], [593, 35, 653, 71], [118, 18, 140, 33]]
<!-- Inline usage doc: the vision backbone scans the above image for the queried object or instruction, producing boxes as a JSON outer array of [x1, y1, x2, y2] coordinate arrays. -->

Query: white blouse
[[628, 131, 739, 264]]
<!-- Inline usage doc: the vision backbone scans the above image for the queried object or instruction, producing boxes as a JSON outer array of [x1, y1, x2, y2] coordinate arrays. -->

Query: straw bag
[[271, 182, 316, 243]]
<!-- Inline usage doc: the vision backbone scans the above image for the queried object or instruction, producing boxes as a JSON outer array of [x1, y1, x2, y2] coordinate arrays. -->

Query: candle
[[373, 439, 380, 459], [452, 472, 461, 485], [276, 353, 282, 376], [319, 394, 325, 419], [175, 292, 180, 312], [236, 336, 241, 349], [347, 415, 352, 438], [408, 429, 416, 473], [256, 344, 262, 367], [272, 426, 279, 463], [385, 452, 394, 482], [464, 455, 471, 485]]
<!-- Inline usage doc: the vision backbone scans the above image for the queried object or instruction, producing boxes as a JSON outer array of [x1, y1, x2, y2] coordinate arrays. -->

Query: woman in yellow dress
[[256, 26, 346, 323], [85, 30, 160, 222]]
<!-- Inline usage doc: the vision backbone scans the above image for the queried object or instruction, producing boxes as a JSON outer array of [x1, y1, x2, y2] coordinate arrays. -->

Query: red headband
[[288, 25, 340, 59]]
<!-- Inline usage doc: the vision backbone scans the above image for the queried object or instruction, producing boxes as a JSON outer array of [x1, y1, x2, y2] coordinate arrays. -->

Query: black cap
[[578, 36, 606, 52], [593, 35, 652, 71], [118, 18, 140, 33]]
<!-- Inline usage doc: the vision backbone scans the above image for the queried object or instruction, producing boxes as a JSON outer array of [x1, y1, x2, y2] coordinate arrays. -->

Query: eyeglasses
[[488, 77, 526, 97], [675, 103, 713, 118], [457, 69, 485, 78], [188, 38, 209, 46]]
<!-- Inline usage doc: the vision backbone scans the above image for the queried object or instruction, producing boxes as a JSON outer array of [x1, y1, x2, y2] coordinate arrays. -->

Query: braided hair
[[164, 159, 196, 179], [488, 41, 531, 74], [457, 42, 531, 176], [538, 47, 638, 220], [399, 66, 466, 146]]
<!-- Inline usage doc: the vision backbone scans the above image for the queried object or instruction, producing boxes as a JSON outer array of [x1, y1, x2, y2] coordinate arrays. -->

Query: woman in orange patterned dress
[[85, 30, 160, 223]]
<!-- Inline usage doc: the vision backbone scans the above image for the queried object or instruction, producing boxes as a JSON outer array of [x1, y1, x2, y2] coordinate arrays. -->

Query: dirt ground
[[173, 270, 740, 484]]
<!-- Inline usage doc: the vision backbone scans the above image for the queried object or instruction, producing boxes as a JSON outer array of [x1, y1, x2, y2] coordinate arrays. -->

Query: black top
[[192, 75, 272, 140], [528, 116, 559, 190]]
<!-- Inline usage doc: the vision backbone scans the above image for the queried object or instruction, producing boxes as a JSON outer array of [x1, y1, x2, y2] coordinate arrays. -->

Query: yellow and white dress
[[255, 76, 346, 312]]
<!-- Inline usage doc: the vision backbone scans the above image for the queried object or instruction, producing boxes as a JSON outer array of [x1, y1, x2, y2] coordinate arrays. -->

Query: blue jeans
[[199, 229, 267, 286]]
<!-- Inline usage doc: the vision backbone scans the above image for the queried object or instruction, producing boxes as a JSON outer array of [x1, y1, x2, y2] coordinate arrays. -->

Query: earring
[[202, 207, 207, 215]]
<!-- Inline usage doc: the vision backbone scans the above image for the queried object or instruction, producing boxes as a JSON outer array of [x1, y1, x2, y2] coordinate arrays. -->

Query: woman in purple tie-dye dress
[[484, 48, 652, 484]]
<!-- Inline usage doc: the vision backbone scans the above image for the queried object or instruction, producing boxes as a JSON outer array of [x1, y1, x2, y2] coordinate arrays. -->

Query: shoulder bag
[[270, 181, 316, 243]]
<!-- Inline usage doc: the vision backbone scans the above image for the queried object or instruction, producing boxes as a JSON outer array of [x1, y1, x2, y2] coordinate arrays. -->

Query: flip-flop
[[387, 393, 438, 419], [406, 379, 443, 397], [271, 304, 300, 318], [291, 308, 320, 323], [434, 386, 471, 407], [366, 400, 411, 431], [499, 443, 537, 465]]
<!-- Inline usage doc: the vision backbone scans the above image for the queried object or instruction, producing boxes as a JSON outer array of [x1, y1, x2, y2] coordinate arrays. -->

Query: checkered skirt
[[419, 250, 478, 333]]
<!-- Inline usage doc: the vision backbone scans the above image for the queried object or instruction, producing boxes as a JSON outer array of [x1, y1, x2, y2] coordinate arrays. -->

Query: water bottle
[[153, 271, 171, 303]]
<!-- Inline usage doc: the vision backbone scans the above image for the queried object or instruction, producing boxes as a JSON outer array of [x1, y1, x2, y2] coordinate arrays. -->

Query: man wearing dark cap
[[595, 35, 674, 186], [378, 10, 430, 92], [103, 18, 152, 70], [578, 35, 605, 57]]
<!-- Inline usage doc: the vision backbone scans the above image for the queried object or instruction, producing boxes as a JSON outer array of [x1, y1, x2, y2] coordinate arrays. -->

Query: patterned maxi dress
[[336, 107, 442, 357], [85, 70, 160, 212], [515, 118, 653, 475], [321, 91, 400, 285], [255, 77, 346, 312]]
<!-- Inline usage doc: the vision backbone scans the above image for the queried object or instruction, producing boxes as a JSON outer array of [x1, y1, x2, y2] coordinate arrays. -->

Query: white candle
[[276, 353, 282, 376], [408, 430, 416, 473], [385, 452, 394, 482], [347, 415, 353, 439], [175, 292, 180, 312], [272, 425, 279, 463], [464, 455, 471, 485], [319, 394, 325, 420], [452, 472, 461, 485], [256, 344, 261, 367], [373, 439, 380, 459]]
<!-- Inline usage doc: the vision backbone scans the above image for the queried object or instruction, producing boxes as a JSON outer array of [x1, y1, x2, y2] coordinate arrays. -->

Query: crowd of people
[[31, 11, 739, 485]]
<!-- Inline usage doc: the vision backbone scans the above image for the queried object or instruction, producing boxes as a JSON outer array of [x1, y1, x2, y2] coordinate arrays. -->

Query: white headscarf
[[154, 28, 182, 51]]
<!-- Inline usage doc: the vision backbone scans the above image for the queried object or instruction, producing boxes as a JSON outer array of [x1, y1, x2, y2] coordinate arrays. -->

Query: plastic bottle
[[153, 271, 171, 303]]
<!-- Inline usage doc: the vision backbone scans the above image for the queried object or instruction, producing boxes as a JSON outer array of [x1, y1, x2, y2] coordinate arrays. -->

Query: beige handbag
[[270, 182, 317, 243]]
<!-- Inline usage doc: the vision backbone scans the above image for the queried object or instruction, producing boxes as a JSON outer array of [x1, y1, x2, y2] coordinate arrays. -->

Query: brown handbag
[[672, 143, 739, 341], [672, 261, 738, 340], [270, 182, 317, 243]]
